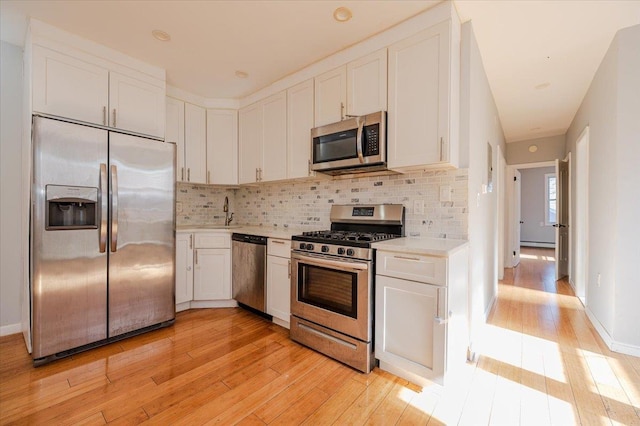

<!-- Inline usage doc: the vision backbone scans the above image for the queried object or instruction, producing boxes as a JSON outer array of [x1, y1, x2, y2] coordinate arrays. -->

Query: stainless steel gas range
[[289, 204, 405, 373]]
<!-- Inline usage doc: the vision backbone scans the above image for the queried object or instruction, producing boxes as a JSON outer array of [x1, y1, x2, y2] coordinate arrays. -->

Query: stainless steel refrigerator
[[30, 115, 175, 363]]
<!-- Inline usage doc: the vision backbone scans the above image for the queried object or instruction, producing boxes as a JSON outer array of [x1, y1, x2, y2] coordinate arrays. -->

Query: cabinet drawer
[[194, 233, 230, 249], [376, 251, 446, 285], [268, 238, 291, 258]]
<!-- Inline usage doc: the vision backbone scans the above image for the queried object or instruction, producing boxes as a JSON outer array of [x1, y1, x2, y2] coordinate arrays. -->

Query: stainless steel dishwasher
[[232, 233, 267, 313]]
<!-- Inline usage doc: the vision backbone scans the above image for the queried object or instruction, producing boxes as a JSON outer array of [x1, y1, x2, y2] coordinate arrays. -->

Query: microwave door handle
[[356, 116, 365, 163]]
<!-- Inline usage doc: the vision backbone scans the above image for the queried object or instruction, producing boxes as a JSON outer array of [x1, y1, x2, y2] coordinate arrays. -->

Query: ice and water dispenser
[[45, 185, 98, 230]]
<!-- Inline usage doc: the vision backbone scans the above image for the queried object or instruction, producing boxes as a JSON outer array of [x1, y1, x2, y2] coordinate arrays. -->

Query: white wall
[[519, 167, 555, 245], [565, 24, 640, 354], [0, 41, 24, 335], [460, 22, 506, 353], [507, 134, 565, 165]]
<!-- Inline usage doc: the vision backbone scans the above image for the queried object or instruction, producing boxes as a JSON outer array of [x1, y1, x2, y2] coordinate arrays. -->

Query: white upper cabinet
[[238, 91, 287, 184], [347, 49, 388, 117], [166, 97, 185, 181], [32, 45, 109, 127], [314, 66, 347, 126], [287, 79, 315, 179], [238, 102, 263, 184], [261, 92, 288, 182], [387, 20, 459, 171], [184, 103, 207, 184], [206, 109, 238, 185], [31, 45, 165, 138], [108, 72, 165, 138]]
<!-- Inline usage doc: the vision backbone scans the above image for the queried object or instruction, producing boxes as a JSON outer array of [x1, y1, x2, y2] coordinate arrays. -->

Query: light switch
[[440, 186, 451, 202], [413, 200, 424, 215]]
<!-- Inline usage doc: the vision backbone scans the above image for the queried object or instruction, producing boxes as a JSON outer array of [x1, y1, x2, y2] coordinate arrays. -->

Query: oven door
[[290, 251, 372, 342]]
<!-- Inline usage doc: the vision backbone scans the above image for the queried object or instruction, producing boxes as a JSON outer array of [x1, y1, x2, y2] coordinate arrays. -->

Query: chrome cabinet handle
[[110, 164, 118, 252], [308, 159, 312, 176], [393, 255, 421, 261], [440, 137, 444, 162], [288, 260, 291, 278], [99, 163, 107, 252], [255, 168, 259, 182], [271, 240, 286, 245], [340, 102, 345, 121], [189, 234, 193, 249], [187, 168, 191, 181], [103, 106, 107, 126], [259, 168, 263, 181], [207, 170, 211, 184], [356, 115, 365, 163], [112, 108, 117, 127], [181, 167, 184, 181], [194, 249, 198, 265]]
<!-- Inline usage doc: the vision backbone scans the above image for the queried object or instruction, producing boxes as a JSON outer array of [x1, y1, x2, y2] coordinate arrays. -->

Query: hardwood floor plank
[[269, 388, 330, 425], [365, 378, 412, 425], [301, 377, 368, 425], [235, 413, 267, 426], [334, 369, 399, 425]]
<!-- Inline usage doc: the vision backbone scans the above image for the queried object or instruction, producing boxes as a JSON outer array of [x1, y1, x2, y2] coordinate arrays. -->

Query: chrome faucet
[[223, 196, 234, 226]]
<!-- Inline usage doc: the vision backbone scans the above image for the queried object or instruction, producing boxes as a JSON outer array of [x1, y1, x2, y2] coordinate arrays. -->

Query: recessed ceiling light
[[235, 70, 249, 79], [151, 30, 171, 42], [333, 7, 353, 22], [535, 82, 551, 90], [528, 145, 539, 153]]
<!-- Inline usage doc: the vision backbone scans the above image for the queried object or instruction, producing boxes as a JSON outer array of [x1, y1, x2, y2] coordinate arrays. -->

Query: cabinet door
[[207, 109, 238, 185], [388, 21, 451, 169], [184, 103, 207, 184], [193, 248, 231, 300], [347, 49, 387, 116], [267, 255, 291, 325], [375, 275, 446, 382], [238, 103, 262, 184], [261, 91, 287, 182], [175, 233, 194, 305], [109, 72, 165, 138], [32, 45, 109, 126], [314, 66, 346, 126], [287, 79, 315, 179], [166, 97, 185, 181]]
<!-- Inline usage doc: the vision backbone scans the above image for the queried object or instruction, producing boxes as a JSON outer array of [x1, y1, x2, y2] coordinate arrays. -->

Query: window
[[545, 173, 557, 226]]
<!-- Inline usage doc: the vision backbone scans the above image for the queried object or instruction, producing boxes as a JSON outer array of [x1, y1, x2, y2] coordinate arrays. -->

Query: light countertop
[[176, 225, 301, 240], [372, 237, 468, 257]]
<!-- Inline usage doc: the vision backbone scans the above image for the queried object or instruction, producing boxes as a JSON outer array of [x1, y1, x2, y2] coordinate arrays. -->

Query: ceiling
[[1, 1, 639, 142]]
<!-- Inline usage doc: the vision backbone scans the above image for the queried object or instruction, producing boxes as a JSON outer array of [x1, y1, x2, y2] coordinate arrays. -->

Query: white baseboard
[[520, 242, 555, 248], [187, 300, 238, 309], [0, 323, 22, 337], [271, 316, 290, 330], [585, 307, 640, 357]]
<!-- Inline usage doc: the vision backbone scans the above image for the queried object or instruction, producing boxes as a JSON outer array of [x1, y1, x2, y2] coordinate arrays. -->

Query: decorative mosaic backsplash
[[177, 169, 468, 239], [175, 183, 236, 226]]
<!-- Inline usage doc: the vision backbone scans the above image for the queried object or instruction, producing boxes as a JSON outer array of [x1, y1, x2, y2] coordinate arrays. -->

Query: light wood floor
[[1, 247, 639, 425]]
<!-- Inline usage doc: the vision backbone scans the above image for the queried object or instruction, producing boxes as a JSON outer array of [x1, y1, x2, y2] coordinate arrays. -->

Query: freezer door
[[108, 132, 175, 337], [31, 116, 108, 359]]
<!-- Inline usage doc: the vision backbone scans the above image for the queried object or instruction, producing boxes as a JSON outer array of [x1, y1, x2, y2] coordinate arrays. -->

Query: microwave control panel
[[363, 123, 380, 156]]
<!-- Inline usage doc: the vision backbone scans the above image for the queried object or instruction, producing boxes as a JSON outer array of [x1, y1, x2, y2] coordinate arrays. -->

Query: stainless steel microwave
[[311, 111, 386, 175]]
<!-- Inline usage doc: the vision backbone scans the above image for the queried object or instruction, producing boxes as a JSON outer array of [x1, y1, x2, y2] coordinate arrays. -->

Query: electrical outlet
[[440, 185, 452, 202], [176, 202, 183, 213], [413, 200, 424, 215], [597, 273, 601, 287]]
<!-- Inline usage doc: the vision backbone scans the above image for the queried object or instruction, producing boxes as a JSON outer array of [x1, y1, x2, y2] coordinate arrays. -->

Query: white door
[[314, 66, 346, 126], [347, 49, 387, 116], [166, 97, 185, 181], [32, 45, 109, 126], [109, 72, 165, 138], [184, 103, 207, 184], [267, 255, 291, 325], [175, 233, 194, 305], [512, 170, 522, 267], [193, 248, 231, 300], [287, 79, 315, 179], [261, 92, 288, 182], [238, 103, 263, 184], [207, 109, 238, 185], [555, 159, 569, 280]]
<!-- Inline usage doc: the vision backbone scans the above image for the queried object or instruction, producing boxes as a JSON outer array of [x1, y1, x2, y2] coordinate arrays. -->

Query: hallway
[[473, 247, 640, 425]]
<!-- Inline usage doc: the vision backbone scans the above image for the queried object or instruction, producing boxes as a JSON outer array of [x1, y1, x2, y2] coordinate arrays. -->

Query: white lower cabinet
[[175, 231, 234, 311], [375, 246, 468, 386], [266, 238, 291, 328]]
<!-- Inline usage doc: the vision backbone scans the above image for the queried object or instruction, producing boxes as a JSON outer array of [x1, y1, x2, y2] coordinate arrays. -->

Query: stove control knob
[[321, 245, 329, 253], [299, 243, 307, 250], [307, 244, 314, 251], [346, 248, 355, 256], [337, 247, 345, 255]]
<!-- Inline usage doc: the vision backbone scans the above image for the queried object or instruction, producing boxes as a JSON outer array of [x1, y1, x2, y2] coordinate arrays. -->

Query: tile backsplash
[[177, 169, 468, 239]]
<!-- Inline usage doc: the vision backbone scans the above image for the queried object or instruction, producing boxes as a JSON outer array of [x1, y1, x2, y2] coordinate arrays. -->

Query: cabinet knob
[[186, 266, 192, 271]]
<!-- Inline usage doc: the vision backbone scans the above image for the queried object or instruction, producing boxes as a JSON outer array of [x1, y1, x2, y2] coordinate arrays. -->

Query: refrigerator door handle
[[110, 165, 119, 252], [99, 163, 108, 253]]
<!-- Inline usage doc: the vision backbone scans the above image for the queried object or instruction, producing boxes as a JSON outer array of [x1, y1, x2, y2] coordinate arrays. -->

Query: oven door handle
[[291, 252, 369, 271]]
